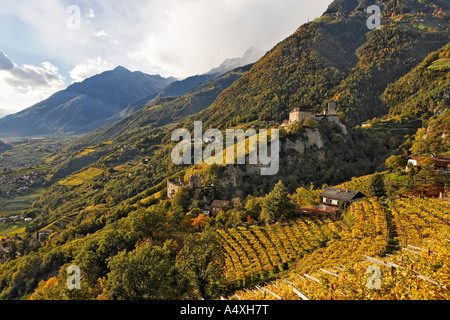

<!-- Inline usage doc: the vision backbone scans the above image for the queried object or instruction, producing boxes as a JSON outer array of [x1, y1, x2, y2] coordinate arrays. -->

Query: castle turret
[[327, 101, 337, 116], [188, 174, 201, 190]]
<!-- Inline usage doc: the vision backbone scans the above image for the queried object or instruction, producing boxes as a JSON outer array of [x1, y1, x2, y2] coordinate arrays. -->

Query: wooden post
[[291, 286, 310, 300]]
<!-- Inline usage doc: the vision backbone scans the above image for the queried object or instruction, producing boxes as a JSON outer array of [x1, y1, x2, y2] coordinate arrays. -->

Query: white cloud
[[0, 51, 66, 113], [0, 0, 334, 111], [94, 30, 108, 39], [117, 0, 332, 78], [69, 57, 116, 82], [1, 0, 332, 78], [86, 8, 95, 18]]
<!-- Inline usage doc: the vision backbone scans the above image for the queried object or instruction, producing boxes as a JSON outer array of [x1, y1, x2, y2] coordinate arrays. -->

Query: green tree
[[260, 181, 295, 224], [415, 158, 445, 187], [244, 195, 263, 222], [104, 240, 191, 300], [385, 155, 407, 174], [171, 186, 190, 212], [176, 230, 225, 299], [170, 205, 186, 229], [293, 182, 321, 207], [368, 173, 386, 198]]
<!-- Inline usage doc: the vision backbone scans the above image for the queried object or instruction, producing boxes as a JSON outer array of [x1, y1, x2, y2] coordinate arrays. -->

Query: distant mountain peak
[[113, 65, 129, 72], [206, 47, 265, 75], [0, 67, 175, 138]]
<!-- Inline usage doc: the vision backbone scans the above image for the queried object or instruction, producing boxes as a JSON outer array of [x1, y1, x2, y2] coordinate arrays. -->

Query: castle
[[167, 174, 201, 200], [288, 101, 338, 124]]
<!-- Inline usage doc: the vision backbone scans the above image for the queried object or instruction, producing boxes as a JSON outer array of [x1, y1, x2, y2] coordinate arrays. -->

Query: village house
[[320, 187, 366, 208], [289, 108, 315, 123], [300, 187, 365, 219], [407, 155, 450, 173], [38, 229, 54, 237], [204, 200, 230, 216]]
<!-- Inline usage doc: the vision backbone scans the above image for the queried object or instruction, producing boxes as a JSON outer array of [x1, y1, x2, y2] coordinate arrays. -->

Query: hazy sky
[[0, 0, 333, 114]]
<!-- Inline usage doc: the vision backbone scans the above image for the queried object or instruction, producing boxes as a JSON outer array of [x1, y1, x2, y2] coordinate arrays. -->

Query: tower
[[327, 101, 337, 116], [188, 174, 201, 190]]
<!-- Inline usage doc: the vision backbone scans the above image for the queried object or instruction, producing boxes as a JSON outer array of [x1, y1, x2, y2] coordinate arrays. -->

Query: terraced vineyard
[[219, 198, 450, 300], [217, 216, 348, 286]]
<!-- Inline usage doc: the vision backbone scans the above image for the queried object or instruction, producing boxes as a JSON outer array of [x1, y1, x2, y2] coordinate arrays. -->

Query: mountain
[[410, 108, 450, 156], [155, 73, 221, 99], [61, 64, 252, 153], [0, 108, 10, 119], [206, 47, 266, 75], [0, 66, 175, 138], [197, 0, 449, 128]]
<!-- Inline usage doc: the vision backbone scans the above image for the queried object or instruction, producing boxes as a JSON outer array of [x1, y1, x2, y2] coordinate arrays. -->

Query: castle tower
[[188, 174, 201, 190], [327, 101, 337, 116]]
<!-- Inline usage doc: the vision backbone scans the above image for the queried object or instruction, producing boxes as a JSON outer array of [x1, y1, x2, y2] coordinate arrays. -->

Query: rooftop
[[319, 187, 365, 201]]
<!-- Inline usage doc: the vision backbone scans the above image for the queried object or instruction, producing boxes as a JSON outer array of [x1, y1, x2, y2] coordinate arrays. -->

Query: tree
[[171, 205, 186, 229], [260, 181, 295, 224], [415, 158, 445, 187], [244, 195, 263, 222], [368, 173, 386, 198], [104, 240, 191, 300], [293, 182, 321, 207], [191, 214, 211, 231], [171, 186, 190, 212], [385, 155, 407, 174], [176, 230, 226, 299], [215, 209, 239, 229]]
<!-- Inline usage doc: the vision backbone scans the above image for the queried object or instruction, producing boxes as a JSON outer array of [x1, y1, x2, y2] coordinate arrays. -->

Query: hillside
[[0, 140, 11, 153], [410, 108, 450, 156], [326, 0, 450, 16], [383, 43, 450, 119], [0, 67, 175, 138]]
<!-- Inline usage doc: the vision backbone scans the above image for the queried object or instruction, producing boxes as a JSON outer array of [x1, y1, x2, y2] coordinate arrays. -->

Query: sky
[[0, 0, 333, 115]]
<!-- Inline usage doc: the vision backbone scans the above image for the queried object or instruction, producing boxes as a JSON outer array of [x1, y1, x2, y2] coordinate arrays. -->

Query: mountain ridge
[[0, 66, 175, 138]]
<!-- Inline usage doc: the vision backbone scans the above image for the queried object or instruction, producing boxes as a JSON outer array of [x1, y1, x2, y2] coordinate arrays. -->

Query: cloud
[[120, 0, 333, 77], [86, 8, 95, 18], [0, 0, 334, 111], [0, 52, 66, 113], [69, 57, 116, 82], [1, 0, 332, 78], [94, 30, 108, 39]]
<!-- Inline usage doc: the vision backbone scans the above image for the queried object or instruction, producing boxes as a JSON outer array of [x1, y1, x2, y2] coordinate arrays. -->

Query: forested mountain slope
[[197, 0, 449, 128], [383, 43, 450, 119]]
